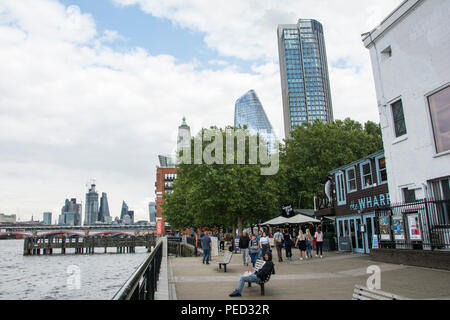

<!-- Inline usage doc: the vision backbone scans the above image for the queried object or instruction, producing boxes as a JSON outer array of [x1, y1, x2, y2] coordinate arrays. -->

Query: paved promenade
[[168, 250, 450, 300]]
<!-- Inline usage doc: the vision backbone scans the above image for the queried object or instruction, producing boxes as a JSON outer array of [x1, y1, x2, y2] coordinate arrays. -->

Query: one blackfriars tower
[[278, 19, 334, 138]]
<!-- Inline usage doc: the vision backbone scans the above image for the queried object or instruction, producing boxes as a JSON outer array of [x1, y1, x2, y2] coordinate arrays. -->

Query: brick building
[[315, 150, 389, 254]]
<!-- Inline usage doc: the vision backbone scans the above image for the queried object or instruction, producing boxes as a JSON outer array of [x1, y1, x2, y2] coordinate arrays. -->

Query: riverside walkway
[[167, 251, 450, 300]]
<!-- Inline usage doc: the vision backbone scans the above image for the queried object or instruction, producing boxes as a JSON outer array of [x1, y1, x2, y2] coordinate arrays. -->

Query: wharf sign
[[349, 193, 390, 211]]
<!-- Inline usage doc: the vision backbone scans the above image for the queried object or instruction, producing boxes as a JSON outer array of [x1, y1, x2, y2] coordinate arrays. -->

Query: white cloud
[[0, 0, 286, 221]]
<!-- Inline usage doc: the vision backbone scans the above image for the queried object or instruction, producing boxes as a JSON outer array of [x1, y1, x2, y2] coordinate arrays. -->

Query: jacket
[[239, 235, 250, 249], [255, 261, 274, 280]]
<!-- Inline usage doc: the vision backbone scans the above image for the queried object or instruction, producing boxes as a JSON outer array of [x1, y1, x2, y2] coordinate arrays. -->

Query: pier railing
[[112, 240, 163, 300]]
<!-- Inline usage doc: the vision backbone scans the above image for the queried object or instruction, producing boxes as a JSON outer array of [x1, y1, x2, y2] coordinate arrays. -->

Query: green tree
[[278, 118, 383, 208], [162, 126, 280, 234]]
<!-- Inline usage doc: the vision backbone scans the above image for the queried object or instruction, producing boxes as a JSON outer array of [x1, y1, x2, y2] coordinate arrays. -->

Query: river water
[[0, 239, 150, 300]]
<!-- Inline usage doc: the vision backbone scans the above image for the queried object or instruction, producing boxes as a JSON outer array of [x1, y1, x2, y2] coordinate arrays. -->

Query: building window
[[392, 100, 407, 137], [428, 85, 450, 154], [346, 167, 357, 193], [376, 156, 388, 184], [403, 188, 416, 203], [335, 172, 346, 206], [360, 161, 373, 189]]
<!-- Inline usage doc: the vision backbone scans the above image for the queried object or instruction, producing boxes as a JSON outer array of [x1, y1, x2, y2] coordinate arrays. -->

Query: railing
[[375, 198, 450, 251], [112, 240, 163, 300]]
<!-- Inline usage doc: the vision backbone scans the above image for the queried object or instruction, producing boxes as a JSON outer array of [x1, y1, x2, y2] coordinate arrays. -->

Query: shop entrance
[[337, 213, 375, 254]]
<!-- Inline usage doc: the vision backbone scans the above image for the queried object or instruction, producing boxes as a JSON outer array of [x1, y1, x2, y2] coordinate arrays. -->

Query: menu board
[[408, 214, 422, 241], [392, 216, 405, 240], [379, 216, 391, 241]]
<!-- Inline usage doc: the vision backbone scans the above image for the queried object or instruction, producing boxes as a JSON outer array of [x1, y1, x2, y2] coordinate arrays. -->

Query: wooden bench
[[217, 251, 233, 272], [246, 259, 274, 296], [352, 285, 408, 300]]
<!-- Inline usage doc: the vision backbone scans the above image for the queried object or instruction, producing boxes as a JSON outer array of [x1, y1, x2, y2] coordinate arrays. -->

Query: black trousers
[[316, 241, 323, 255]]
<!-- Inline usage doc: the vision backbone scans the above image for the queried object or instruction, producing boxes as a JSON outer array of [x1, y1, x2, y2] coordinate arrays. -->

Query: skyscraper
[[278, 19, 333, 138], [43, 212, 52, 225], [84, 184, 99, 225], [98, 192, 111, 223], [60, 198, 82, 226], [149, 202, 156, 224], [120, 201, 129, 220], [234, 90, 278, 154]]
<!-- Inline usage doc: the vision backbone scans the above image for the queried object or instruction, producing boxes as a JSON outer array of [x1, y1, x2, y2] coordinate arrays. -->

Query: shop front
[[336, 212, 376, 254]]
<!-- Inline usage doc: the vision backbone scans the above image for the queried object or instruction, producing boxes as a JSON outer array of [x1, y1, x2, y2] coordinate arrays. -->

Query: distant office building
[[120, 201, 129, 220], [98, 192, 111, 223], [84, 184, 99, 225], [120, 201, 134, 225], [60, 198, 82, 226], [278, 19, 333, 137], [149, 202, 156, 224], [43, 212, 52, 225], [234, 90, 278, 153], [0, 213, 16, 223]]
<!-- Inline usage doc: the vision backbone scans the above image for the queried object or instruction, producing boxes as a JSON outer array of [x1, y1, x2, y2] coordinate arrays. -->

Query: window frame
[[427, 84, 450, 155], [375, 155, 388, 185], [335, 171, 347, 206], [346, 167, 357, 193], [360, 160, 373, 190], [391, 99, 407, 138]]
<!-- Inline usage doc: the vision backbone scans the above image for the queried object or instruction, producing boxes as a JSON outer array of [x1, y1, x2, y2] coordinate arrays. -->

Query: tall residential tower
[[278, 19, 333, 138]]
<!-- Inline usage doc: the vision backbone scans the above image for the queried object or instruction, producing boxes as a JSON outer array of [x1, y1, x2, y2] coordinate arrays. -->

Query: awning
[[260, 214, 321, 226]]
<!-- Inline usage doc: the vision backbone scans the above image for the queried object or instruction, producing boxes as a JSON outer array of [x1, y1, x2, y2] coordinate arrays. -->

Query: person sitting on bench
[[229, 252, 274, 297]]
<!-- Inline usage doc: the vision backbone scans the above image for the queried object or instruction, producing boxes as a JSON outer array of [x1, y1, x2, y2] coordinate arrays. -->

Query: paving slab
[[169, 250, 450, 300]]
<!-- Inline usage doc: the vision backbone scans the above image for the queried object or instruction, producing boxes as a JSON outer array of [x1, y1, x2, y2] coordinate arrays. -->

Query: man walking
[[201, 231, 212, 264], [239, 230, 250, 266], [273, 228, 283, 262]]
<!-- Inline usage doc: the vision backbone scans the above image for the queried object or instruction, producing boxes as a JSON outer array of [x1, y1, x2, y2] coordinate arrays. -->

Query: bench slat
[[354, 290, 391, 300], [354, 285, 405, 300]]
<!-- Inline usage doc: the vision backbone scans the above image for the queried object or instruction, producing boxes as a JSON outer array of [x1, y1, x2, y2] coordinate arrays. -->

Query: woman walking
[[305, 229, 313, 259], [260, 232, 270, 257], [283, 230, 293, 261], [248, 234, 260, 268], [295, 230, 307, 261], [315, 226, 324, 258]]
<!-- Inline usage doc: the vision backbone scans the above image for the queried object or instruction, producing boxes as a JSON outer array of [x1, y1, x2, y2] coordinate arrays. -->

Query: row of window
[[335, 156, 387, 205], [164, 173, 177, 181]]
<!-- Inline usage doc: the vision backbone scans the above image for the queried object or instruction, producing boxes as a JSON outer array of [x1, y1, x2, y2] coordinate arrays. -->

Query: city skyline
[[0, 0, 403, 221]]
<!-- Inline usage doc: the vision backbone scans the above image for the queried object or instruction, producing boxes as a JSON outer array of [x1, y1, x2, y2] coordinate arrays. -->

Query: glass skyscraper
[[234, 90, 278, 154], [278, 19, 333, 138]]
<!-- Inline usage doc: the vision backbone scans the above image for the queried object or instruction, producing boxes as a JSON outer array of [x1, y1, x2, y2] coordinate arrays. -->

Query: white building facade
[[363, 0, 450, 204]]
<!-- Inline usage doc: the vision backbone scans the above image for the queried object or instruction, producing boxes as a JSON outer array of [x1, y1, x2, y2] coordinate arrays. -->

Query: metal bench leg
[[219, 264, 222, 270], [260, 284, 265, 296], [248, 282, 251, 287], [224, 265, 227, 273]]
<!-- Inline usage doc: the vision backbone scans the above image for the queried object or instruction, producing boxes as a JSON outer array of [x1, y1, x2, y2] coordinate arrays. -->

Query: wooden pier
[[23, 235, 157, 256]]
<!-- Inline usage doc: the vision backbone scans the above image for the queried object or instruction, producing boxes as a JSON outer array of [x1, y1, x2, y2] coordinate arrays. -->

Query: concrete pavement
[[168, 249, 450, 300]]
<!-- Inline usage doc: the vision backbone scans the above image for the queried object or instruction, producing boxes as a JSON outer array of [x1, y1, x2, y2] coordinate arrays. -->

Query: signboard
[[338, 236, 352, 252], [233, 236, 240, 252], [372, 235, 379, 249], [156, 220, 163, 236], [408, 214, 422, 241], [281, 204, 294, 217], [392, 216, 405, 240], [379, 216, 391, 241]]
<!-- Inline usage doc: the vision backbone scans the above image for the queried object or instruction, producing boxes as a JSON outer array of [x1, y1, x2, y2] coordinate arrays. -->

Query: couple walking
[[296, 227, 324, 260]]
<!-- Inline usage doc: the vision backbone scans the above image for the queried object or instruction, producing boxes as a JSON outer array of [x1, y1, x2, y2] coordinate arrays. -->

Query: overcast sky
[[0, 0, 403, 222]]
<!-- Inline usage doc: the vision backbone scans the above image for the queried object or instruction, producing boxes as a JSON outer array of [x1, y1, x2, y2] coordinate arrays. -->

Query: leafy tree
[[278, 118, 383, 209], [162, 126, 280, 234]]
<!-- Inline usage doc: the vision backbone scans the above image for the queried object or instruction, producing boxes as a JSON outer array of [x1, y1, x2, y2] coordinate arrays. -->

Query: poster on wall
[[156, 220, 162, 236], [392, 215, 405, 240], [408, 214, 422, 241], [379, 216, 391, 241], [372, 235, 379, 249]]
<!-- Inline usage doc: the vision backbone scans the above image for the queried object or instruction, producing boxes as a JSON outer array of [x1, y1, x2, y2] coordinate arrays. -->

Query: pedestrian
[[239, 230, 250, 266], [305, 229, 313, 259], [315, 226, 324, 258], [248, 234, 259, 268], [273, 228, 283, 262], [259, 232, 270, 256], [295, 230, 307, 261], [229, 252, 274, 297], [201, 231, 212, 264], [283, 229, 292, 260]]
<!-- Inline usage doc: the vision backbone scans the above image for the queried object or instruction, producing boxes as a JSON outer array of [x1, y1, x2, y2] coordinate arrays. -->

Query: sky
[[0, 0, 403, 222]]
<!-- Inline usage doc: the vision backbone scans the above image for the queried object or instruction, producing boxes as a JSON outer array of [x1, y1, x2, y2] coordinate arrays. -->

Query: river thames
[[0, 240, 150, 300]]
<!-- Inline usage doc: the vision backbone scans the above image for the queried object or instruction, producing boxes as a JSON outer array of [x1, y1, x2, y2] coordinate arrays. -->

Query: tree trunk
[[237, 215, 243, 236]]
